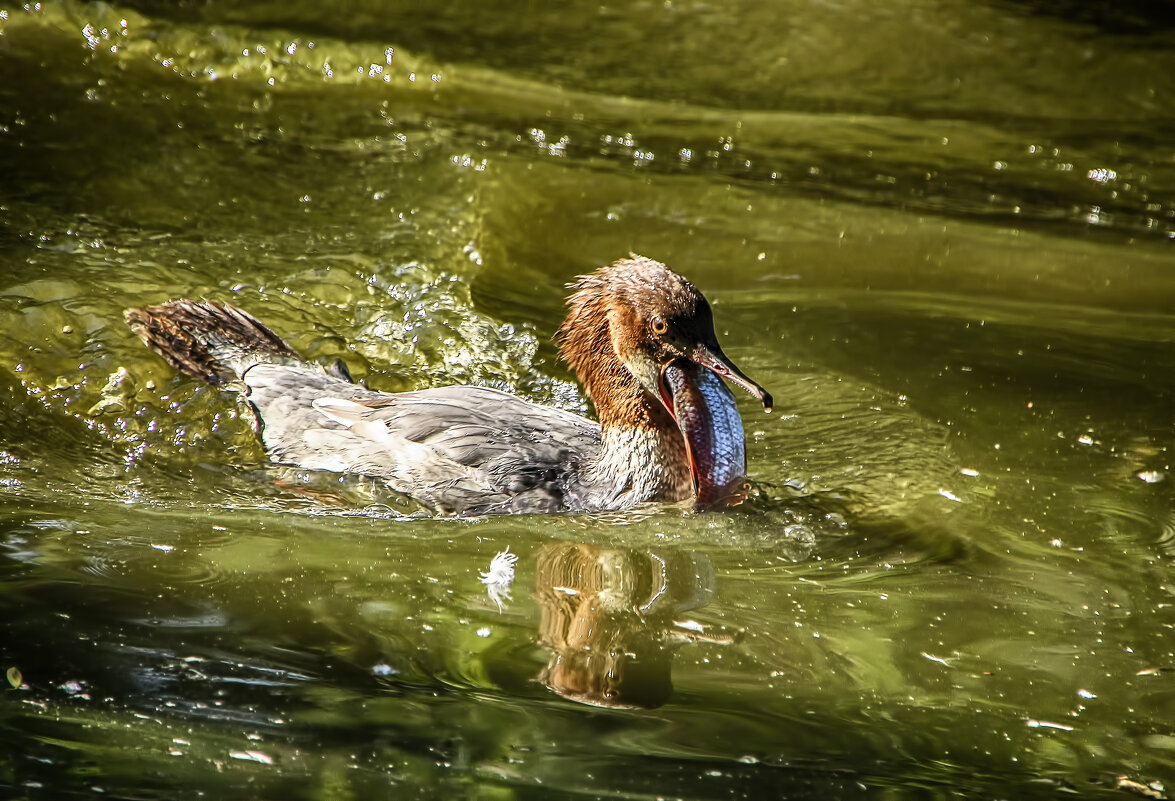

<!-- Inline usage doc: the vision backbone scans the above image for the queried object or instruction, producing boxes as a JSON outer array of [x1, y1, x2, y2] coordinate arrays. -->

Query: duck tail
[[124, 300, 303, 386]]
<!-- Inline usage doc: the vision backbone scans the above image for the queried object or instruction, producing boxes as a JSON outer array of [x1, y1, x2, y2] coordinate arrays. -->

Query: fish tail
[[124, 300, 303, 385]]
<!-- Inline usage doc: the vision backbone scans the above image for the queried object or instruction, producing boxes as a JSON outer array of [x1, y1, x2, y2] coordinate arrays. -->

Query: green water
[[2, 1, 1175, 798]]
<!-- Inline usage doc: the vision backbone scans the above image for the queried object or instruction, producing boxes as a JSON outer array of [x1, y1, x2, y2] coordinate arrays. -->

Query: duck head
[[558, 256, 772, 509]]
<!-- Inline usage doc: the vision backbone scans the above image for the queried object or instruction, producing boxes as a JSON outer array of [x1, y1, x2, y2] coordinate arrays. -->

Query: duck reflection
[[534, 541, 733, 709]]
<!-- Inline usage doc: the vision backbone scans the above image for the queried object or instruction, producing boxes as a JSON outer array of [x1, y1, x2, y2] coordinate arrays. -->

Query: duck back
[[126, 301, 604, 515]]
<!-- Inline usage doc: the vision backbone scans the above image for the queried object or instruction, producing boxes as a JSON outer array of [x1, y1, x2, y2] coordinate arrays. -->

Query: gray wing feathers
[[242, 365, 600, 514]]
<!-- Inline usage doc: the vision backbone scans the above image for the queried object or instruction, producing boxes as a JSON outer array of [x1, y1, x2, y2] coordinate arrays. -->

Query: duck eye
[[651, 316, 668, 335]]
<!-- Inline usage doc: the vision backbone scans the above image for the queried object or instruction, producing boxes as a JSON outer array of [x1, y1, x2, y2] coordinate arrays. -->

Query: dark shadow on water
[[991, 0, 1175, 35]]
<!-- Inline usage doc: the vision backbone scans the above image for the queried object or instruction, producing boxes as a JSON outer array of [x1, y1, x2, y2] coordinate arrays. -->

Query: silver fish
[[662, 359, 748, 509]]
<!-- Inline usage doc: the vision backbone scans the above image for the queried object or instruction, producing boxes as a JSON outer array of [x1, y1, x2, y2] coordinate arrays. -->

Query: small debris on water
[[480, 547, 518, 612], [229, 750, 274, 765]]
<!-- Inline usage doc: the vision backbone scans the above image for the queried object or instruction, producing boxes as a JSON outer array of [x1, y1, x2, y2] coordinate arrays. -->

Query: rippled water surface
[[2, 1, 1175, 798]]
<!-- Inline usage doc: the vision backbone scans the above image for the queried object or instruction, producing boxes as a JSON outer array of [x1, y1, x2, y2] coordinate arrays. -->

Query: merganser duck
[[125, 256, 772, 515]]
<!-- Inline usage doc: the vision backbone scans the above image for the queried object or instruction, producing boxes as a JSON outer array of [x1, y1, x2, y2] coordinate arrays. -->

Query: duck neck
[[559, 303, 693, 504]]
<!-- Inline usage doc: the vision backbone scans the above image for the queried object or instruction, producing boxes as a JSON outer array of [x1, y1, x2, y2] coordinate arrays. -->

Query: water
[[2, 1, 1174, 798]]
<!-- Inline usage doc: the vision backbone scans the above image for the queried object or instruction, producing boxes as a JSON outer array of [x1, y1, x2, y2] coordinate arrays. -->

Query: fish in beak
[[658, 348, 771, 510]]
